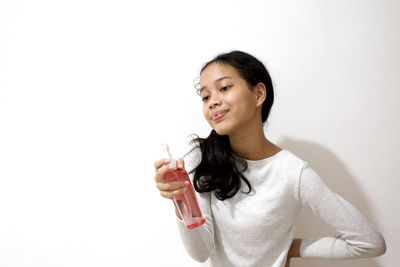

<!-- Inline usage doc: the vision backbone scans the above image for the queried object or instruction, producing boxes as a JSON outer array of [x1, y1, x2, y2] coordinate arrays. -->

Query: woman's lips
[[212, 110, 228, 122]]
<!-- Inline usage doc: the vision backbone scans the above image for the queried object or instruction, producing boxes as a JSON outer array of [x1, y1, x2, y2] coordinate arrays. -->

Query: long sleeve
[[174, 147, 215, 263], [299, 162, 386, 259], [176, 191, 215, 262]]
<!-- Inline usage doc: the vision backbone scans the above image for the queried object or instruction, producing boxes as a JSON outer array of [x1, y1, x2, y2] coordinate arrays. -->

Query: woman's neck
[[229, 128, 281, 160]]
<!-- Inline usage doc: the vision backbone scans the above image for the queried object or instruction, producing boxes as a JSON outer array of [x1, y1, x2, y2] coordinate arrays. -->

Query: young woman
[[153, 50, 386, 267]]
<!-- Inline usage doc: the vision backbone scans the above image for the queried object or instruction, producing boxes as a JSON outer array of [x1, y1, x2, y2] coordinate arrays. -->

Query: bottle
[[162, 144, 206, 229]]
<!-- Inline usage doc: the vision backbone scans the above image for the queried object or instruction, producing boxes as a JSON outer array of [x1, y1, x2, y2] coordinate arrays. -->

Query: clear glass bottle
[[162, 144, 206, 229]]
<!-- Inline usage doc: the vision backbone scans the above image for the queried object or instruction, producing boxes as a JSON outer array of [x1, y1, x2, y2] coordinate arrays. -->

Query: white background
[[0, 1, 399, 266]]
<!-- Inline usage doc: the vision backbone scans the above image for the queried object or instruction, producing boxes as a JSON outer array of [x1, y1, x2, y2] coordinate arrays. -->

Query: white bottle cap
[[161, 144, 177, 169]]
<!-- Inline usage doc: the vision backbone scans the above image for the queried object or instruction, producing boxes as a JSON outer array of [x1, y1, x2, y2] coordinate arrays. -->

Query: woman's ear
[[254, 83, 267, 107]]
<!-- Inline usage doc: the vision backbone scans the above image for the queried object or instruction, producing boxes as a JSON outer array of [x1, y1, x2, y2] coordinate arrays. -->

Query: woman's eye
[[201, 96, 210, 102], [220, 85, 231, 92]]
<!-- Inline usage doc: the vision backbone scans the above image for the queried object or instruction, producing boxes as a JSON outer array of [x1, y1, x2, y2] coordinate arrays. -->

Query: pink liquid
[[165, 168, 206, 229]]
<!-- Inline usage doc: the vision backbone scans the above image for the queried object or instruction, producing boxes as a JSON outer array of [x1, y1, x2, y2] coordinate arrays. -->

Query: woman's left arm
[[297, 162, 386, 259]]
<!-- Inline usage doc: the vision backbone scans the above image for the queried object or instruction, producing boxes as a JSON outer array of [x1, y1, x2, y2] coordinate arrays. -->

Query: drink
[[165, 168, 206, 229], [162, 144, 206, 229]]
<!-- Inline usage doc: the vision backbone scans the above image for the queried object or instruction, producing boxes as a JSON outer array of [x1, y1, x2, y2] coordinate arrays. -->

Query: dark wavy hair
[[190, 50, 274, 200]]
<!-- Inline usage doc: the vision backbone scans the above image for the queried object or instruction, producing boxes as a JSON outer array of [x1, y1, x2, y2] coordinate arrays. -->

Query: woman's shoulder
[[279, 149, 307, 165], [277, 149, 311, 172]]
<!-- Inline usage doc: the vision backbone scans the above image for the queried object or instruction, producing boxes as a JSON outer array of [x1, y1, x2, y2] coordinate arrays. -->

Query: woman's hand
[[154, 158, 189, 200]]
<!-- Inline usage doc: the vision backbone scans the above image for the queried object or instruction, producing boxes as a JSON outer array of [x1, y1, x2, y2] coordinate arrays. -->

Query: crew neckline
[[234, 149, 286, 165]]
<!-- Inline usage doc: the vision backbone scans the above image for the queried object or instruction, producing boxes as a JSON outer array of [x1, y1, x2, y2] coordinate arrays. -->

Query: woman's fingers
[[157, 180, 189, 199], [176, 158, 185, 169], [156, 180, 188, 191], [159, 187, 187, 199], [154, 159, 170, 169], [154, 158, 185, 170], [154, 159, 172, 182], [154, 158, 189, 199]]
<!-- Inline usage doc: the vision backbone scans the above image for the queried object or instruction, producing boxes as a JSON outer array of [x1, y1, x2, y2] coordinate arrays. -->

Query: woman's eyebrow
[[214, 76, 232, 83], [199, 76, 232, 93]]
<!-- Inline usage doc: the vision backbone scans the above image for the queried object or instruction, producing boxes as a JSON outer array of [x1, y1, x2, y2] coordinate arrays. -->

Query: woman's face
[[199, 63, 262, 136]]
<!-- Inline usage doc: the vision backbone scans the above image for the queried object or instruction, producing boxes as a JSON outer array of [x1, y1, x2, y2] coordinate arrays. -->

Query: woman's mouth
[[212, 110, 228, 123]]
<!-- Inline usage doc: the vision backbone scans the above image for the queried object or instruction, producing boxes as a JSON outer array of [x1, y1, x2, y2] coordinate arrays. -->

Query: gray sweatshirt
[[176, 148, 386, 267]]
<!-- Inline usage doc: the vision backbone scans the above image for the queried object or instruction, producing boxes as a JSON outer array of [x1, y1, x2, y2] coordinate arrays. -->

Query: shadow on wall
[[278, 136, 383, 267]]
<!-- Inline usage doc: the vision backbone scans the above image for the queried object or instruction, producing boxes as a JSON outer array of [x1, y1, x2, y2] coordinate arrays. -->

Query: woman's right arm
[[154, 158, 188, 219], [154, 158, 215, 263]]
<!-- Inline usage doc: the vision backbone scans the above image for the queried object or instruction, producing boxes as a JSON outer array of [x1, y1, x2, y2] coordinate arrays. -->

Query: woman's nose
[[208, 95, 221, 109]]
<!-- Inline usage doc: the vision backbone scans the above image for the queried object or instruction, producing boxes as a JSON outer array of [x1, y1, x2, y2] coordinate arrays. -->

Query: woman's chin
[[213, 125, 231, 136]]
